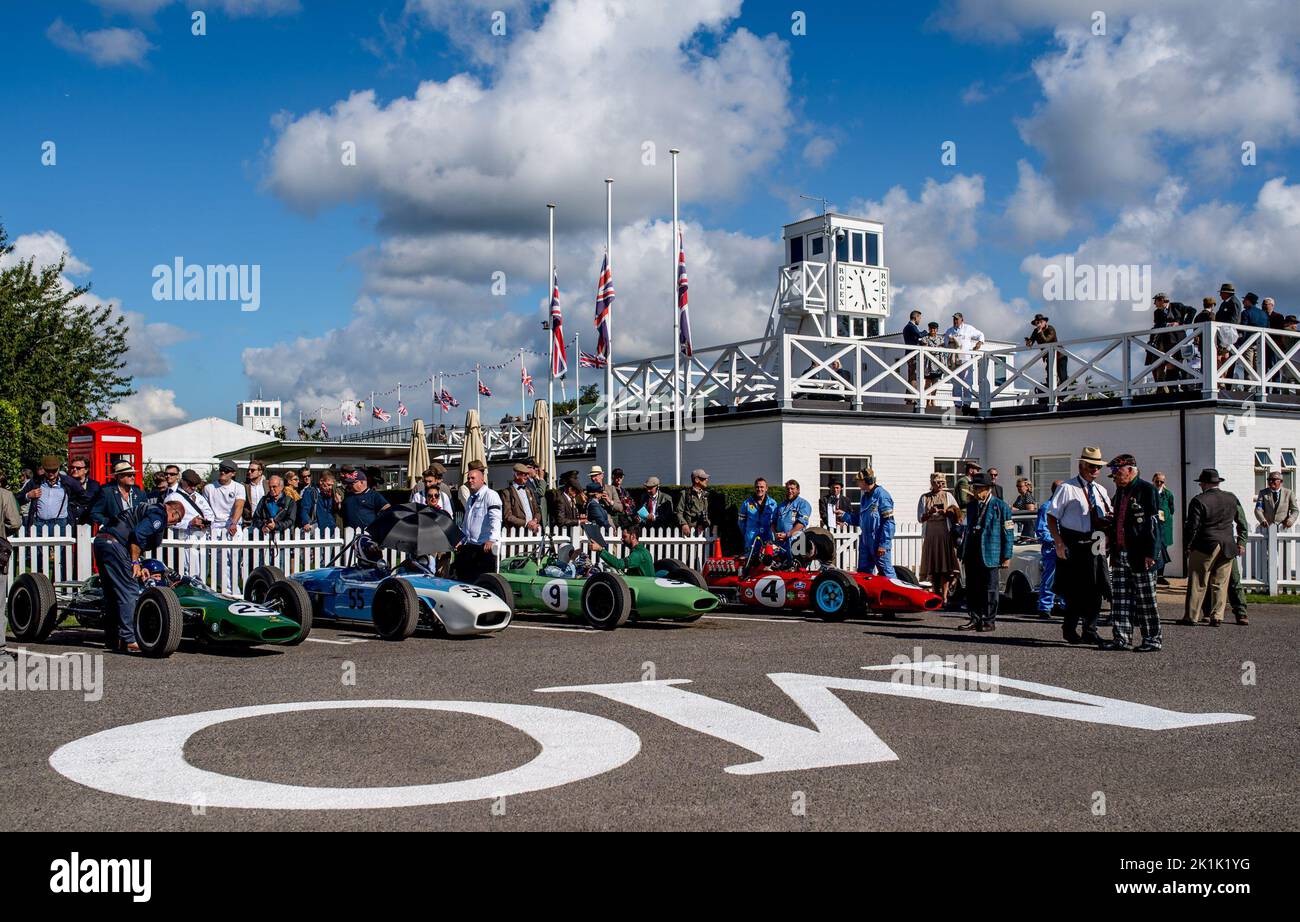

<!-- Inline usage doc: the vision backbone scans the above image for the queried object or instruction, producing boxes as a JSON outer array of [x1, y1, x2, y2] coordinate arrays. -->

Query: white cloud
[[1005, 159, 1071, 242], [402, 0, 540, 64], [802, 137, 836, 167], [109, 386, 188, 434], [89, 0, 299, 16], [47, 18, 154, 67], [850, 174, 986, 282], [0, 230, 91, 275], [960, 81, 988, 104]]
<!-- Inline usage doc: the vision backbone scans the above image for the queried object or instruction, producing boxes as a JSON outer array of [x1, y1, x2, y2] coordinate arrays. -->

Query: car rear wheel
[[1007, 571, 1034, 614], [811, 569, 858, 621], [265, 580, 313, 644], [474, 573, 515, 616], [581, 572, 632, 630], [243, 565, 286, 605], [656, 561, 708, 590], [8, 573, 58, 642], [133, 586, 184, 658], [372, 577, 420, 640]]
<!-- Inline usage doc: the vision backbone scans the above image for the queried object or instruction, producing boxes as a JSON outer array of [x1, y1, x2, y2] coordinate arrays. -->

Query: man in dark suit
[[957, 472, 1014, 632], [1102, 453, 1163, 651], [91, 461, 146, 527], [819, 479, 852, 527], [1182, 468, 1242, 626], [553, 471, 582, 527], [638, 476, 676, 529]]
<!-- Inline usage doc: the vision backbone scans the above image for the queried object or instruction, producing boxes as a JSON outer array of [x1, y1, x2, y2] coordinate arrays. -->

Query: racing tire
[[474, 573, 515, 616], [372, 577, 420, 641], [266, 579, 313, 645], [243, 565, 286, 605], [811, 569, 858, 621], [893, 565, 921, 587], [658, 562, 708, 590], [654, 557, 690, 576], [7, 573, 59, 642], [133, 586, 184, 658], [581, 571, 633, 630]]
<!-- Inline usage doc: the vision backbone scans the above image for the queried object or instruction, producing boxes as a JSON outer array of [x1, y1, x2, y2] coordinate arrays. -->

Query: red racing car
[[703, 529, 942, 620]]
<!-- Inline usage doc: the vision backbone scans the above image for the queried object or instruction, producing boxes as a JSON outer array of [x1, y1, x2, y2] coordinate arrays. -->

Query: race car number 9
[[753, 575, 787, 607], [541, 579, 569, 611]]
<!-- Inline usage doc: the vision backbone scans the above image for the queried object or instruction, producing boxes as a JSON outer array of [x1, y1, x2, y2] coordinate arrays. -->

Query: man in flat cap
[[638, 475, 676, 529], [1102, 453, 1162, 651], [679, 469, 712, 536], [166, 468, 215, 579], [19, 454, 87, 531], [501, 462, 543, 533]]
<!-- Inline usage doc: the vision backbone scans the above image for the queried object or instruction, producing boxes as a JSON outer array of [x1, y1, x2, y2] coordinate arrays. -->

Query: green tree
[[0, 398, 21, 485], [0, 223, 132, 466], [554, 383, 601, 416]]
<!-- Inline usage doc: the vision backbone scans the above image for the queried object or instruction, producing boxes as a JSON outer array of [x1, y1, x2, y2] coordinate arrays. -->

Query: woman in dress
[[917, 472, 962, 607]]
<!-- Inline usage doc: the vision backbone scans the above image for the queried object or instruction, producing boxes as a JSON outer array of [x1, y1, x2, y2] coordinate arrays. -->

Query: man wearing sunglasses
[[1045, 446, 1113, 645], [66, 458, 102, 525]]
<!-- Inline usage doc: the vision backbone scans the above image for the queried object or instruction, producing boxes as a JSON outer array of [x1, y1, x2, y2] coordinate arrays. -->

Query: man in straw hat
[[1182, 468, 1244, 627], [1046, 446, 1113, 645]]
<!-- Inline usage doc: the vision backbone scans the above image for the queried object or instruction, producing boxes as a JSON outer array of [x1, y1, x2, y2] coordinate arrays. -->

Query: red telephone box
[[67, 421, 143, 487]]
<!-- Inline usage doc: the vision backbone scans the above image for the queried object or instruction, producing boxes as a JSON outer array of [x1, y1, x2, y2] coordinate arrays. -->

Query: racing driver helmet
[[140, 558, 169, 585], [356, 534, 386, 568]]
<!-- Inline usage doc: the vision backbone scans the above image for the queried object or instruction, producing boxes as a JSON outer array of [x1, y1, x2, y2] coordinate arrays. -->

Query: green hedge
[[0, 399, 20, 487]]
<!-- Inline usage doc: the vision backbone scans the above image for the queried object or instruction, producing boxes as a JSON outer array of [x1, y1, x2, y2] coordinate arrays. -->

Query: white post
[[1267, 524, 1280, 596], [670, 148, 682, 486], [476, 363, 482, 419], [547, 202, 556, 488], [574, 328, 581, 432], [605, 177, 614, 474]]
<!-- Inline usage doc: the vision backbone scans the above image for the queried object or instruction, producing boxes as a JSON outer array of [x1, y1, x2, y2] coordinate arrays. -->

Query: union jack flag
[[439, 388, 459, 411], [478, 380, 492, 397], [521, 363, 535, 396], [320, 421, 329, 437], [579, 351, 607, 368], [397, 400, 408, 418], [372, 405, 391, 423], [550, 270, 567, 377], [594, 252, 613, 359], [677, 232, 692, 357]]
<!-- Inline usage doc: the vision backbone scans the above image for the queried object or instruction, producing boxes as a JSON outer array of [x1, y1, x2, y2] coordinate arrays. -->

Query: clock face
[[837, 266, 888, 313]]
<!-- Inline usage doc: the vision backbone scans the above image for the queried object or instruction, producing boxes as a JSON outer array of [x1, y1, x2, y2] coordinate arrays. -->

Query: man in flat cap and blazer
[[1183, 469, 1242, 626], [1102, 453, 1163, 652]]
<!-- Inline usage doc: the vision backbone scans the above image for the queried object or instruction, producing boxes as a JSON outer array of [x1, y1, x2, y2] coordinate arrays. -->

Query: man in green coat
[[591, 523, 654, 577], [1152, 472, 1176, 585]]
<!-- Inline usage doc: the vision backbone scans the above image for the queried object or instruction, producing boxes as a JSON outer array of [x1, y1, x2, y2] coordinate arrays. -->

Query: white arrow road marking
[[49, 700, 641, 810]]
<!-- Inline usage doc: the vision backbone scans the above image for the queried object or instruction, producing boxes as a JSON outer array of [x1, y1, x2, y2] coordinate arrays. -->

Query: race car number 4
[[753, 575, 787, 607]]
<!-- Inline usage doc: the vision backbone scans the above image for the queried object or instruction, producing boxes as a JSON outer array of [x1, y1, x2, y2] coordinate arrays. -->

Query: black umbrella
[[365, 502, 461, 556]]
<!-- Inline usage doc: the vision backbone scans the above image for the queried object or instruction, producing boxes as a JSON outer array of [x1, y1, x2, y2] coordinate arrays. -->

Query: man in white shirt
[[167, 469, 214, 578], [944, 312, 985, 409], [1046, 446, 1113, 645], [241, 460, 267, 524], [204, 460, 246, 594], [454, 467, 502, 581]]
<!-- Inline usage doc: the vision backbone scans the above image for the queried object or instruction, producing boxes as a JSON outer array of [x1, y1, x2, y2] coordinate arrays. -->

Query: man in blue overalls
[[1035, 479, 1063, 618], [847, 468, 896, 577], [93, 500, 183, 653], [774, 479, 812, 553], [738, 477, 778, 552]]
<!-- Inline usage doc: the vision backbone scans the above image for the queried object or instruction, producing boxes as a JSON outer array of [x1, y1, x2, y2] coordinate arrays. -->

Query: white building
[[142, 416, 267, 472], [236, 398, 283, 435]]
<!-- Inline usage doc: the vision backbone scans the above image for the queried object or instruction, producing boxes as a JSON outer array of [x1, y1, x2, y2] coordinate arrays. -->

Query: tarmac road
[[2, 598, 1295, 832]]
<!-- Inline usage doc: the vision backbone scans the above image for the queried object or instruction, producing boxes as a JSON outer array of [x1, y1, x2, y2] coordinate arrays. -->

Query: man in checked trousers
[[1101, 453, 1163, 652]]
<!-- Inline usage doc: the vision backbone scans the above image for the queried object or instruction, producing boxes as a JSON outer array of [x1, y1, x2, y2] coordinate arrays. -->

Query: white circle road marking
[[49, 700, 641, 810]]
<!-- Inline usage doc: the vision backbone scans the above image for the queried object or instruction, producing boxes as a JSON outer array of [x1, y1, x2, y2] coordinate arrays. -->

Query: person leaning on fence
[[252, 475, 296, 535], [918, 321, 945, 408], [1047, 447, 1113, 645], [738, 477, 777, 549], [93, 500, 185, 654], [453, 466, 501, 582], [638, 476, 676, 529], [501, 463, 543, 533], [847, 468, 896, 577], [918, 472, 962, 608], [299, 470, 339, 534], [19, 454, 88, 530], [903, 309, 924, 401], [775, 479, 812, 552], [590, 521, 654, 577], [1182, 468, 1242, 627], [90, 461, 144, 528], [957, 473, 1013, 632], [679, 469, 712, 536], [1100, 454, 1162, 652]]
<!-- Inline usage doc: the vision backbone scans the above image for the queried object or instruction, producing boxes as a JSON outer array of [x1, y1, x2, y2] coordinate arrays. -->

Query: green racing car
[[5, 560, 311, 658], [477, 543, 718, 629]]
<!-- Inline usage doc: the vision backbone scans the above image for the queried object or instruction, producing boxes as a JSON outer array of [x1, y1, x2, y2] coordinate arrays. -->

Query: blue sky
[[2, 0, 1298, 431]]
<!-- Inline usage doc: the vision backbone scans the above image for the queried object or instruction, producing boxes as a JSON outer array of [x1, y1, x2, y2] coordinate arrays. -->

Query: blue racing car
[[243, 536, 512, 641]]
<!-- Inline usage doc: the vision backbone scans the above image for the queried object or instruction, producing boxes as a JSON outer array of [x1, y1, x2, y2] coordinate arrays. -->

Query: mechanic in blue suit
[[738, 477, 778, 550], [774, 478, 812, 552], [92, 500, 183, 653], [846, 468, 896, 577], [1034, 479, 1064, 618]]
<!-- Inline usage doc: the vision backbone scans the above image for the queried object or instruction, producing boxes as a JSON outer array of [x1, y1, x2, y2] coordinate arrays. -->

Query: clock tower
[[771, 212, 890, 340]]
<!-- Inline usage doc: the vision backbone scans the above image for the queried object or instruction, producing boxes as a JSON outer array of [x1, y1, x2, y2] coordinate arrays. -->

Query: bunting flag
[[343, 408, 359, 427], [320, 421, 330, 438], [440, 388, 459, 410], [478, 380, 493, 397], [594, 252, 613, 358], [579, 351, 607, 368], [397, 400, 408, 418], [372, 405, 391, 423], [550, 270, 568, 377], [521, 363, 535, 396], [677, 231, 693, 357]]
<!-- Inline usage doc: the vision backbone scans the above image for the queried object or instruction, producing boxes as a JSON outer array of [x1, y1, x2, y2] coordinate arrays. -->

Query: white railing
[[778, 261, 828, 312]]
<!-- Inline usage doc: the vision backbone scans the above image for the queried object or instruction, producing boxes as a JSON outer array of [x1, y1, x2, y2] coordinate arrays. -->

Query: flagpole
[[370, 390, 375, 432], [574, 329, 581, 435], [476, 363, 482, 419], [547, 202, 556, 489], [520, 356, 525, 420], [605, 177, 614, 474], [670, 148, 682, 486]]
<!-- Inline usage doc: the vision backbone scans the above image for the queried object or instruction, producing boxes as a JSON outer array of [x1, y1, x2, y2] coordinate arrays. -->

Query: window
[[820, 455, 873, 508], [866, 233, 879, 266], [810, 235, 824, 256], [837, 317, 866, 338], [1031, 455, 1072, 502], [1282, 449, 1297, 493], [789, 236, 803, 264], [933, 458, 961, 491], [835, 232, 849, 262], [1255, 448, 1274, 493], [851, 232, 864, 263]]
